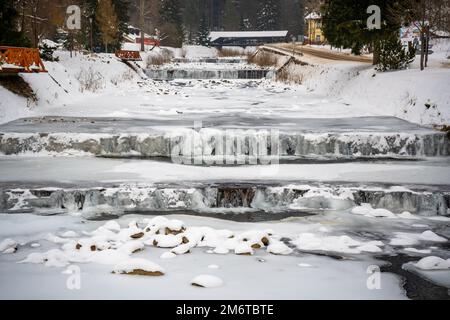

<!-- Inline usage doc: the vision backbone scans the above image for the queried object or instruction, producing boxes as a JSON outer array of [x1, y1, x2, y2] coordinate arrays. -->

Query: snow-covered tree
[[39, 42, 59, 62], [223, 0, 240, 30], [159, 0, 183, 47], [256, 0, 280, 31], [377, 35, 415, 71], [0, 0, 30, 47], [197, 15, 211, 46]]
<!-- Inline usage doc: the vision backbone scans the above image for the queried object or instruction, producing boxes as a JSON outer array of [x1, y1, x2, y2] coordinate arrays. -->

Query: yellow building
[[305, 12, 325, 44]]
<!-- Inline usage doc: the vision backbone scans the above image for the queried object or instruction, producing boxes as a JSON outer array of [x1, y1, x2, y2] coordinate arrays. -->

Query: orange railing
[[0, 46, 47, 73], [115, 50, 142, 61]]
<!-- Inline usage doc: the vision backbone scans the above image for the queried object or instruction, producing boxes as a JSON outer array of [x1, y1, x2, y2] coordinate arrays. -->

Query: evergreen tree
[[160, 0, 183, 24], [378, 35, 415, 71], [322, 0, 404, 64], [197, 15, 211, 46], [223, 0, 240, 30], [0, 0, 30, 47], [237, 0, 258, 31], [39, 42, 59, 62], [280, 0, 304, 38], [160, 0, 183, 47], [239, 17, 252, 31], [113, 0, 131, 49], [256, 0, 281, 31], [183, 0, 201, 44]]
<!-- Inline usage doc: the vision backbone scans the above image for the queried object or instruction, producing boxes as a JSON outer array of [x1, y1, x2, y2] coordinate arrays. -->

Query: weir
[[0, 183, 448, 217], [1, 129, 447, 160], [145, 69, 271, 80]]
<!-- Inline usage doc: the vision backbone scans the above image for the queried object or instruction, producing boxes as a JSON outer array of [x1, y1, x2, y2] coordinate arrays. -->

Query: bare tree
[[96, 0, 119, 53], [390, 0, 450, 70]]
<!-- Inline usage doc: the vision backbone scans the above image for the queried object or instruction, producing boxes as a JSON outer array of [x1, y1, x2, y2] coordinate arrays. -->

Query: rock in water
[[112, 258, 165, 276], [191, 275, 224, 288]]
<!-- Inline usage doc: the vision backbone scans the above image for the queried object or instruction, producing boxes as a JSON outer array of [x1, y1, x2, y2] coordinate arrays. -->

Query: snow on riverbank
[[287, 41, 450, 126]]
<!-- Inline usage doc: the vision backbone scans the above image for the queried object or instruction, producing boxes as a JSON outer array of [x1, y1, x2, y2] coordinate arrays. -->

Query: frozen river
[[0, 72, 449, 300]]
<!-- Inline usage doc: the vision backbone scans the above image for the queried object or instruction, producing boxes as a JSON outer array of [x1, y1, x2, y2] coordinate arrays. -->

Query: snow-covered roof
[[305, 12, 322, 20], [40, 39, 59, 48], [124, 25, 154, 41], [210, 31, 288, 42]]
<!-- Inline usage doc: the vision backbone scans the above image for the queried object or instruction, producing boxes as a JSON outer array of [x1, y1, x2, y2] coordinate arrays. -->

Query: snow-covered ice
[[3, 211, 446, 299], [414, 256, 450, 270]]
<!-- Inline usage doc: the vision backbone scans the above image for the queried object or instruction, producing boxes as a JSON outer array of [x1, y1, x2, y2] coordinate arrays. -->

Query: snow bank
[[160, 252, 176, 259], [414, 256, 450, 270], [183, 46, 218, 59], [292, 233, 384, 255], [285, 39, 450, 126], [390, 230, 447, 246], [0, 238, 18, 254], [351, 204, 422, 219], [351, 204, 396, 218], [404, 247, 432, 254], [267, 241, 293, 255], [0, 51, 140, 124], [341, 67, 450, 126], [191, 275, 224, 288], [419, 230, 447, 242]]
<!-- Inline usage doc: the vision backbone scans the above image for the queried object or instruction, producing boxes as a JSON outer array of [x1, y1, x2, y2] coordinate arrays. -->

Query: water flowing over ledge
[[1, 183, 449, 218]]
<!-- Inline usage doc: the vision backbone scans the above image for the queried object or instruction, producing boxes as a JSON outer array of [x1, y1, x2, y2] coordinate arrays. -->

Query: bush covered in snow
[[248, 51, 278, 68], [146, 49, 173, 67], [76, 67, 105, 93], [110, 70, 135, 86]]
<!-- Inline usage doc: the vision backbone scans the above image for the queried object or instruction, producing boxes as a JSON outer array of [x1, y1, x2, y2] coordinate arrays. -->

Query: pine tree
[[378, 35, 415, 71], [39, 42, 59, 62], [96, 0, 119, 53], [183, 0, 201, 44], [239, 17, 252, 31], [322, 0, 405, 64], [159, 0, 183, 47], [113, 0, 131, 49], [223, 0, 240, 30], [0, 0, 30, 47], [256, 0, 281, 31], [160, 0, 183, 24], [197, 15, 211, 46]]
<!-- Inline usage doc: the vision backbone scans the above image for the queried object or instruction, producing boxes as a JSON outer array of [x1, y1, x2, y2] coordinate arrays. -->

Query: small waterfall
[[171, 58, 248, 64], [1, 184, 448, 217], [145, 69, 269, 80], [1, 130, 448, 159]]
